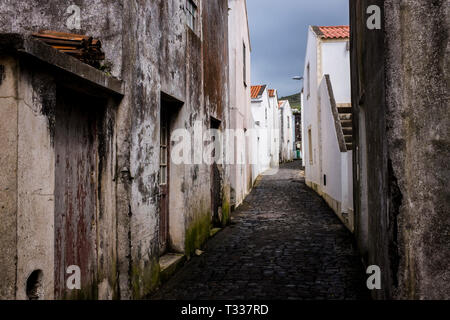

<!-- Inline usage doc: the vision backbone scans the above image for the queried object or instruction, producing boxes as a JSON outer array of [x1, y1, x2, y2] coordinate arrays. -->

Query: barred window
[[186, 0, 197, 31]]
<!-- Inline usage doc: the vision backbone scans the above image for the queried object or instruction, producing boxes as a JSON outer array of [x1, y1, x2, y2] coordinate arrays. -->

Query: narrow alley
[[1, 0, 447, 304], [151, 161, 369, 300]]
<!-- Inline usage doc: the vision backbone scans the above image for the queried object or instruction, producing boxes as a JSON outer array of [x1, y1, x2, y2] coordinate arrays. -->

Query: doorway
[[159, 92, 183, 255], [210, 117, 222, 227], [54, 88, 104, 299], [159, 105, 170, 254]]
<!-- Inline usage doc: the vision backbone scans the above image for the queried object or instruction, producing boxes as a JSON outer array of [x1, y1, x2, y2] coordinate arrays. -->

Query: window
[[160, 109, 168, 185], [306, 63, 310, 99], [308, 128, 313, 164], [243, 42, 247, 86], [186, 0, 197, 31], [287, 116, 290, 129]]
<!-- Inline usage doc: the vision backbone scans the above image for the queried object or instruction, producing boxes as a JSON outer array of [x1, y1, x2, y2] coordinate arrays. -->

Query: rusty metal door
[[159, 106, 170, 254], [54, 89, 101, 299]]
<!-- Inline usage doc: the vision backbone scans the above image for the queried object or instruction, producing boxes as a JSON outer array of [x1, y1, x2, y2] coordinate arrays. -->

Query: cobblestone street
[[151, 161, 370, 300]]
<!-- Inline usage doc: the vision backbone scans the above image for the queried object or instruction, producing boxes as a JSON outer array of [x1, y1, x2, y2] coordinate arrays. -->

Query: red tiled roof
[[251, 85, 267, 99], [313, 26, 349, 39], [278, 100, 287, 108], [268, 89, 275, 97]]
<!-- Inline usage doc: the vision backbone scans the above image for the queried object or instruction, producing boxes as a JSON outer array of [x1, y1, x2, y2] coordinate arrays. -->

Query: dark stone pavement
[[151, 161, 370, 300]]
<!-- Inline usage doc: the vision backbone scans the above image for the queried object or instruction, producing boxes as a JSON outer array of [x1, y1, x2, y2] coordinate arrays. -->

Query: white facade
[[292, 113, 297, 159], [301, 89, 306, 166], [279, 100, 294, 163], [228, 0, 253, 208], [251, 85, 279, 179], [302, 26, 354, 231], [268, 90, 281, 167]]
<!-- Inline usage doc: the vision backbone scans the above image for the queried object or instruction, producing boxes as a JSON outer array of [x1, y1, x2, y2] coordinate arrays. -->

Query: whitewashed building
[[228, 0, 253, 209], [278, 100, 294, 163], [302, 25, 354, 231], [250, 85, 279, 178], [268, 89, 281, 167]]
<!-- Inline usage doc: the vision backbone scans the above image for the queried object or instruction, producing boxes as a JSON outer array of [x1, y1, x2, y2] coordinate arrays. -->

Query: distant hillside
[[280, 92, 301, 110]]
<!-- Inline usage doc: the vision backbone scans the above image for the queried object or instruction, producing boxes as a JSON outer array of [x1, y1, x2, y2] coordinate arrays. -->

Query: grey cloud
[[247, 0, 349, 97]]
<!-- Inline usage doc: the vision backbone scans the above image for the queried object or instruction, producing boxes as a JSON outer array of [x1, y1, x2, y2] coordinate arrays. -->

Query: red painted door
[[54, 89, 102, 299]]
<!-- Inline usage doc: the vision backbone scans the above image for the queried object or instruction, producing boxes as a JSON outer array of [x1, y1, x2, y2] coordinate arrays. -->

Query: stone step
[[159, 253, 186, 284], [342, 127, 353, 135], [346, 143, 353, 151], [338, 107, 352, 114], [344, 135, 353, 143], [339, 113, 352, 121], [341, 120, 352, 128]]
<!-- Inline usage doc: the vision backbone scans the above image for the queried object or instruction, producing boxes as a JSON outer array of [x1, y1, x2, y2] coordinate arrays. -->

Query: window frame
[[308, 127, 313, 165], [186, 0, 198, 32]]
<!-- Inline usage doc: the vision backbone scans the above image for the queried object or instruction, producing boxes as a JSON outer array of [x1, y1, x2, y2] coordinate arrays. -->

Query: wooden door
[[54, 89, 101, 299]]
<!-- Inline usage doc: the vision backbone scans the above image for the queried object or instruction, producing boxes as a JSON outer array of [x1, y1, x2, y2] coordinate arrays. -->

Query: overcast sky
[[247, 0, 349, 97]]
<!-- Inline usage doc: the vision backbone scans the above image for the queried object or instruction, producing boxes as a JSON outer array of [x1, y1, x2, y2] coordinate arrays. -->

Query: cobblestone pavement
[[151, 161, 370, 300]]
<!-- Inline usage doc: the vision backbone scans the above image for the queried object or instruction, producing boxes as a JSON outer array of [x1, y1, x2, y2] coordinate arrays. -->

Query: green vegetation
[[280, 92, 302, 111], [221, 197, 230, 227], [185, 213, 211, 258], [131, 258, 161, 299]]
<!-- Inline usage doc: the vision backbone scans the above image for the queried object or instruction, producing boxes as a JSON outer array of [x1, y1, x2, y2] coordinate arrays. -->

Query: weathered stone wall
[[350, 0, 450, 299], [0, 57, 19, 299], [202, 0, 231, 226], [0, 0, 231, 300], [384, 0, 450, 299], [228, 0, 253, 209]]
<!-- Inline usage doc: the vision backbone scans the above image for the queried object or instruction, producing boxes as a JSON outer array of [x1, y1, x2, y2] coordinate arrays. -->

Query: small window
[[306, 63, 310, 99], [243, 42, 247, 86], [308, 128, 313, 164], [186, 0, 197, 31], [287, 116, 290, 129]]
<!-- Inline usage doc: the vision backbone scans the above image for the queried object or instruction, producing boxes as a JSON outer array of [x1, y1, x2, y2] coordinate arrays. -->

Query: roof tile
[[251, 85, 267, 99], [315, 26, 349, 39]]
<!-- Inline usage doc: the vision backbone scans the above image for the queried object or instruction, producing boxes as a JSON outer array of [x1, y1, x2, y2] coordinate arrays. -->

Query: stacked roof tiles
[[251, 85, 267, 99], [313, 25, 349, 39], [32, 30, 105, 68]]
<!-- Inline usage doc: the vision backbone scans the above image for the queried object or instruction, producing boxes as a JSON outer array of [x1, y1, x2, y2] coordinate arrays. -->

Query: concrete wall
[[228, 0, 253, 208], [0, 46, 121, 300], [350, 0, 450, 299], [268, 93, 280, 167], [303, 28, 320, 186], [318, 78, 353, 230], [17, 65, 56, 300], [280, 101, 294, 163], [0, 0, 232, 300], [321, 41, 351, 103], [0, 57, 20, 299]]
